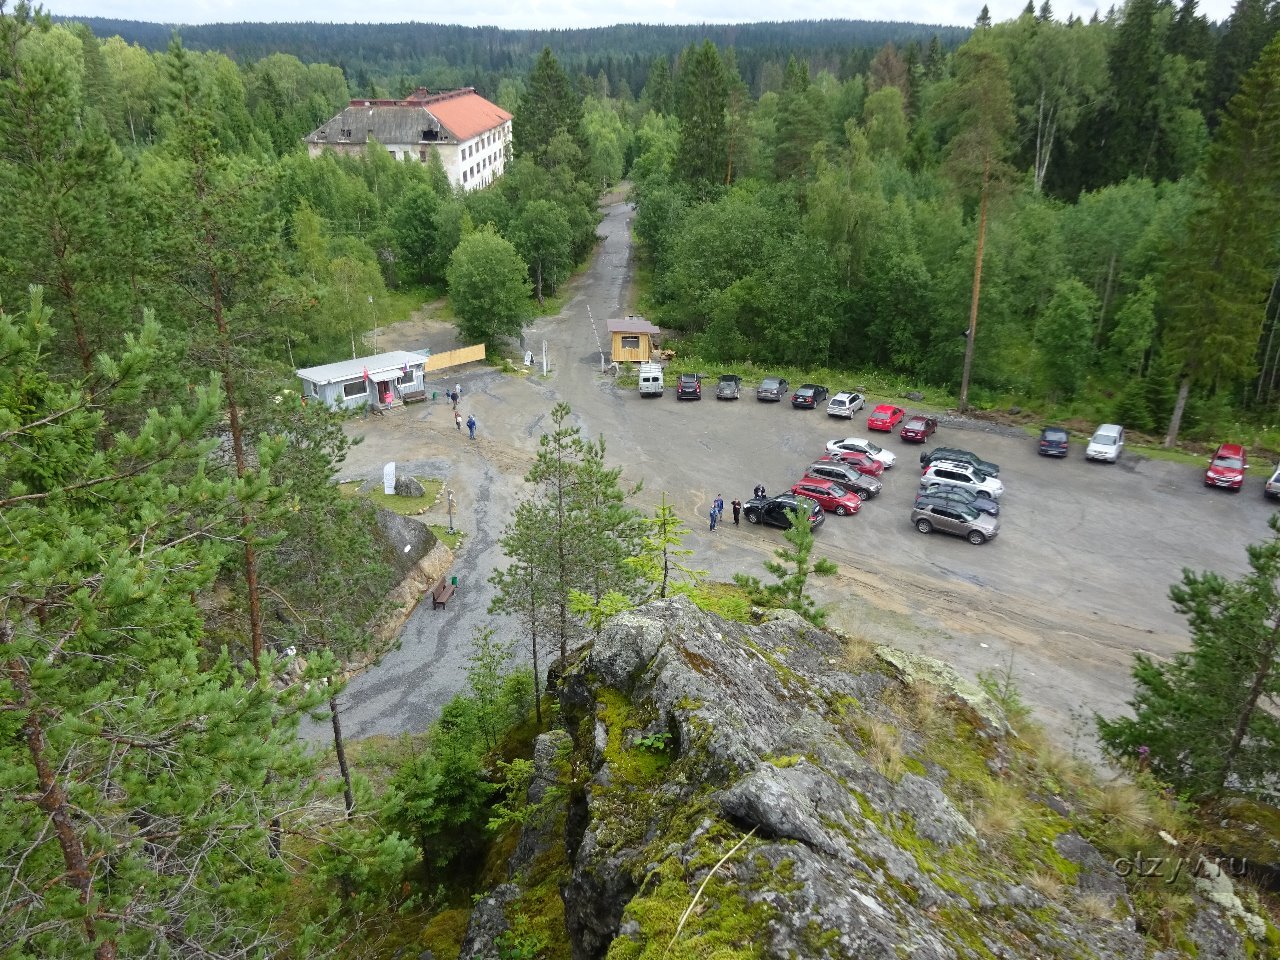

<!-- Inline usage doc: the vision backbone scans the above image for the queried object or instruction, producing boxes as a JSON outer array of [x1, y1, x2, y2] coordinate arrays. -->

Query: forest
[[4, 0, 1280, 954]]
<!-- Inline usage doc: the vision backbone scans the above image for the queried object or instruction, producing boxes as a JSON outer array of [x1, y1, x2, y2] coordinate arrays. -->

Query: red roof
[[427, 92, 512, 142]]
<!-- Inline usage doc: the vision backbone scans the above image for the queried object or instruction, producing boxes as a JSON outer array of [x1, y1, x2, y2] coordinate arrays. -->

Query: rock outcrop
[[461, 596, 1268, 960]]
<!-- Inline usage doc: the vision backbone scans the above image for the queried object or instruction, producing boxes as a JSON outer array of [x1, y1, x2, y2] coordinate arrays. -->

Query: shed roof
[[297, 351, 428, 386], [606, 316, 661, 335]]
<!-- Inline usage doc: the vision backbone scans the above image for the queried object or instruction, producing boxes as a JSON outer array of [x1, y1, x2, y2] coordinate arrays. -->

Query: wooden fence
[[423, 344, 485, 372]]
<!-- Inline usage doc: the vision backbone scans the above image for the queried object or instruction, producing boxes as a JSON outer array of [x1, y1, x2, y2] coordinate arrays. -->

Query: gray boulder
[[395, 475, 426, 497]]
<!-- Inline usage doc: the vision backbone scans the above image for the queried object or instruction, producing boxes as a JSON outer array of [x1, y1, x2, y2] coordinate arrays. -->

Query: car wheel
[[746, 513, 760, 524], [915, 519, 933, 534], [835, 505, 848, 516], [967, 530, 987, 545]]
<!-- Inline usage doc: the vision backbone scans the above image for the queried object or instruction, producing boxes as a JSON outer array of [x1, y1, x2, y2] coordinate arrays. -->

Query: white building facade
[[304, 87, 512, 192]]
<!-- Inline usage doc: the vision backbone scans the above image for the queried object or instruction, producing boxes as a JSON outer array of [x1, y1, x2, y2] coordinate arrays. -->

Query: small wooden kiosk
[[606, 315, 661, 364]]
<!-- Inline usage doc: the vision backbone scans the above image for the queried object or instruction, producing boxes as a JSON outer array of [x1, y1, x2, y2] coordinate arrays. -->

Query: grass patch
[[428, 525, 465, 551], [684, 581, 754, 623], [338, 478, 442, 516]]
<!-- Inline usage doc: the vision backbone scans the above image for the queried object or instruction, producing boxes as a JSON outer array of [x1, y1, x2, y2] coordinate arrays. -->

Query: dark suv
[[743, 493, 826, 531], [791, 384, 829, 409], [805, 459, 883, 499], [676, 373, 702, 400], [1038, 426, 1069, 457], [920, 447, 1000, 478]]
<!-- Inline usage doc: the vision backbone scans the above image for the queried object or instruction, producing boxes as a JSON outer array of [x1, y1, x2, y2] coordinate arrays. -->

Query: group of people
[[449, 383, 477, 438], [708, 493, 745, 530]]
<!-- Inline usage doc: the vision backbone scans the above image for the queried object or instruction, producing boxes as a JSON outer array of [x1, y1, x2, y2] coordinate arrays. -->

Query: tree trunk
[[959, 157, 991, 414], [1165, 375, 1192, 448], [330, 696, 355, 818], [1097, 251, 1118, 348], [7, 635, 116, 960], [535, 261, 544, 306], [1215, 618, 1280, 795], [529, 573, 543, 728], [1255, 270, 1280, 403]]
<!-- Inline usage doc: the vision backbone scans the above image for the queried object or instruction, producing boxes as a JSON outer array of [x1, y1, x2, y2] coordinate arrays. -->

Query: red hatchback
[[900, 415, 938, 442], [825, 450, 884, 477], [867, 404, 905, 431], [790, 479, 861, 516], [1205, 443, 1247, 490]]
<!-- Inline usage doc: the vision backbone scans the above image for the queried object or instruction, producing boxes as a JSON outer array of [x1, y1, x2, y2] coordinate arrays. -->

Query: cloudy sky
[[51, 0, 1238, 32]]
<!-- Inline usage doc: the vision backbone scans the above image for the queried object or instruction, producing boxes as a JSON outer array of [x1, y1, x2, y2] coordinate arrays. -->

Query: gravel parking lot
[[321, 199, 1278, 762]]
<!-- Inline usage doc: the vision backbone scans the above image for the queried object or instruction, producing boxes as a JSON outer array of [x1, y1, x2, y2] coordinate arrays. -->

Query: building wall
[[310, 120, 511, 193], [611, 333, 652, 363]]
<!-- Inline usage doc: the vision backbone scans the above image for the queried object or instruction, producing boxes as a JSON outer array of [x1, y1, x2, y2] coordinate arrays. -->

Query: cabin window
[[343, 380, 368, 399], [621, 335, 641, 350]]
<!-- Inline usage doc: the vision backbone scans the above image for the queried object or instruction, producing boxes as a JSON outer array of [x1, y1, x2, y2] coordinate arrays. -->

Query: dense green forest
[[5, 0, 1280, 953]]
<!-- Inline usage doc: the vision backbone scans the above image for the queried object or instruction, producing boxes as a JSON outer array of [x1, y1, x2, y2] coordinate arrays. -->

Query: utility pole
[[446, 488, 456, 534]]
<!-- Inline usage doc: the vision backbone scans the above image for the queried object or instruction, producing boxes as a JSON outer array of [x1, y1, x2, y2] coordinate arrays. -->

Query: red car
[[867, 404, 905, 431], [790, 479, 861, 516], [1205, 442, 1247, 490], [824, 450, 884, 477], [900, 415, 938, 443]]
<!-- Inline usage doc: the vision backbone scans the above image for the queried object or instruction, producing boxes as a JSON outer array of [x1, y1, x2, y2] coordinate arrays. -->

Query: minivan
[[1086, 424, 1125, 462], [638, 363, 664, 397]]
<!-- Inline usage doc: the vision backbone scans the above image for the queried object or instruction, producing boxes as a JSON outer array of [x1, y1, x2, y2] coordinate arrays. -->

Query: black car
[[676, 373, 702, 400], [743, 493, 826, 531], [919, 446, 1000, 478], [756, 377, 790, 402], [1039, 426, 1070, 457], [791, 384, 829, 409], [915, 484, 1000, 517], [716, 374, 742, 400], [804, 461, 883, 499]]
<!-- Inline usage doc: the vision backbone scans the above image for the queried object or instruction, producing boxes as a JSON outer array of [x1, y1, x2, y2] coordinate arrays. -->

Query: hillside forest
[[4, 0, 1280, 954]]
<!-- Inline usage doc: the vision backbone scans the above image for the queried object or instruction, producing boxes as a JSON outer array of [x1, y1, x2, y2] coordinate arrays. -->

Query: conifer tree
[[1097, 515, 1280, 798], [734, 505, 837, 625], [674, 40, 729, 194], [514, 47, 587, 173]]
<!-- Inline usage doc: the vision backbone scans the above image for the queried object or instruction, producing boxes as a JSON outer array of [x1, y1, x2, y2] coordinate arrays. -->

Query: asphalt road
[[310, 199, 1279, 761]]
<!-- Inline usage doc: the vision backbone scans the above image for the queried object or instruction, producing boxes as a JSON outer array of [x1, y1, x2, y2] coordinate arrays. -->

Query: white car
[[1265, 464, 1280, 499], [826, 392, 865, 418], [919, 460, 1004, 499], [825, 436, 896, 468], [1086, 424, 1125, 462]]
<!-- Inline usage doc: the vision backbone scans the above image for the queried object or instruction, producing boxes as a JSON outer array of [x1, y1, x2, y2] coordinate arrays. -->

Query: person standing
[[714, 494, 725, 523], [709, 505, 717, 531], [454, 382, 462, 400], [731, 498, 742, 525], [454, 410, 462, 431], [753, 483, 766, 500], [451, 390, 458, 410], [466, 414, 477, 439]]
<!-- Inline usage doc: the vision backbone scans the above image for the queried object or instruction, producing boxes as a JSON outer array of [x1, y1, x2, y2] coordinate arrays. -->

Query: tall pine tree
[[674, 41, 729, 195]]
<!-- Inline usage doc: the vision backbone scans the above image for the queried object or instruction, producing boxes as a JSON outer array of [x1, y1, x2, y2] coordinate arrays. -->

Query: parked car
[[757, 377, 790, 402], [900, 415, 938, 443], [1266, 463, 1280, 499], [867, 404, 906, 431], [806, 459, 883, 499], [825, 449, 884, 477], [911, 502, 1000, 545], [1085, 423, 1125, 462], [675, 373, 702, 400], [1205, 442, 1248, 490], [790, 479, 862, 516], [826, 391, 865, 418], [743, 493, 826, 530], [715, 374, 742, 400], [919, 460, 1005, 499], [920, 447, 1000, 478], [825, 437, 897, 469], [1038, 426, 1070, 457], [915, 483, 1000, 517], [792, 384, 830, 409]]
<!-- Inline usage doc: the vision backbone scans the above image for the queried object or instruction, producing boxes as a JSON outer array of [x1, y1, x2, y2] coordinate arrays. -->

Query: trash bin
[[450, 576, 458, 586], [432, 391, 438, 401]]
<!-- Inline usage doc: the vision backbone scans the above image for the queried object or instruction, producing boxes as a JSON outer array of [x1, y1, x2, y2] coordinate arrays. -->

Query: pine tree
[[674, 41, 729, 194], [1097, 515, 1280, 798], [734, 505, 838, 625], [1206, 0, 1274, 125], [1161, 32, 1280, 446], [0, 292, 330, 957], [514, 48, 586, 172]]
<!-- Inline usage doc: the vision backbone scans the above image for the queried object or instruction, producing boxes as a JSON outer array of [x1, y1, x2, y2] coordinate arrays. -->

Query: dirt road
[[317, 199, 1276, 762]]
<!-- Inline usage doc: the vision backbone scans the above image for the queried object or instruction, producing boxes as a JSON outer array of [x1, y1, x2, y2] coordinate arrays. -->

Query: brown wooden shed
[[607, 315, 661, 363]]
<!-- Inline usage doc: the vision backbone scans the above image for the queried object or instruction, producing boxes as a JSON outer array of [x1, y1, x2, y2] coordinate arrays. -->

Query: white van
[[638, 363, 664, 397], [1086, 424, 1125, 462]]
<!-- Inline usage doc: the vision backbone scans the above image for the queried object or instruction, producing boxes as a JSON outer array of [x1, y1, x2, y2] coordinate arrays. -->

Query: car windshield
[[1092, 435, 1116, 446], [797, 388, 813, 396], [1214, 455, 1244, 469], [907, 419, 924, 428], [1044, 430, 1067, 441], [957, 506, 981, 521], [826, 483, 847, 497], [761, 379, 779, 389]]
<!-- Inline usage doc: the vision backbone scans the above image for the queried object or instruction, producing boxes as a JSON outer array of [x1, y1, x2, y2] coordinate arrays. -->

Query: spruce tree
[[1097, 516, 1280, 798], [514, 47, 587, 173], [674, 41, 729, 194]]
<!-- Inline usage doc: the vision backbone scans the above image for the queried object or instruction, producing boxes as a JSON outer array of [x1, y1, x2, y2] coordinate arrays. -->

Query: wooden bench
[[430, 578, 456, 609], [401, 388, 428, 404]]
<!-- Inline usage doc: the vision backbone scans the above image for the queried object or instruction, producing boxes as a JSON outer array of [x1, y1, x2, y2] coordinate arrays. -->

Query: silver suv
[[911, 502, 999, 545], [919, 460, 1004, 499], [805, 461, 883, 499]]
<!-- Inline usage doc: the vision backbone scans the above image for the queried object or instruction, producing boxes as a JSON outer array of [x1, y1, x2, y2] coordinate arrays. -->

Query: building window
[[621, 335, 641, 350], [388, 149, 397, 158], [340, 128, 352, 139], [462, 171, 468, 183], [343, 380, 368, 399]]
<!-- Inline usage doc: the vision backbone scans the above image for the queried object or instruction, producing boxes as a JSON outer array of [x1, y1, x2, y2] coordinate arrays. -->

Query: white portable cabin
[[296, 351, 429, 412]]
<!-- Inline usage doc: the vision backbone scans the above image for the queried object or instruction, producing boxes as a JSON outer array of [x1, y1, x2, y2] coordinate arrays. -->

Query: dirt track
[[320, 199, 1277, 764]]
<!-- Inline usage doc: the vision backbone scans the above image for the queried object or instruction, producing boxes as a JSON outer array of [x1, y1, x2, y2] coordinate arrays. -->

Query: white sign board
[[383, 462, 396, 495]]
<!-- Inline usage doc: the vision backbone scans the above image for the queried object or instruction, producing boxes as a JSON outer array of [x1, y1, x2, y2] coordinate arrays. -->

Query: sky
[[50, 0, 1238, 32]]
